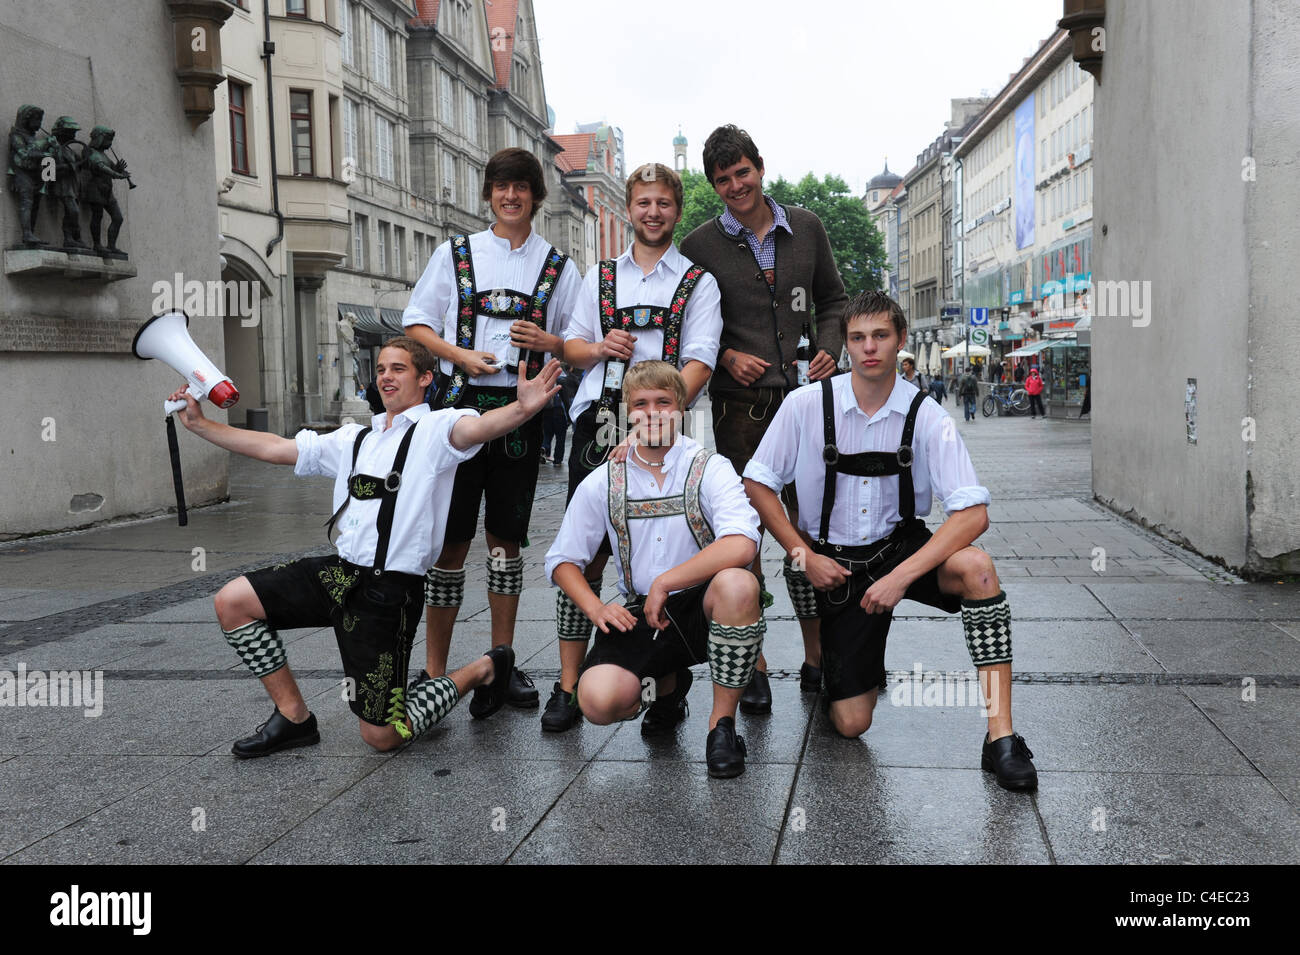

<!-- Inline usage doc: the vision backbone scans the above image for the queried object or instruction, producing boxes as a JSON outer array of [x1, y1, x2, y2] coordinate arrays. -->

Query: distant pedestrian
[[1025, 367, 1045, 419], [958, 367, 978, 421], [927, 373, 946, 404], [1014, 362, 1026, 383], [901, 357, 925, 391], [1080, 380, 1091, 417], [541, 365, 578, 465]]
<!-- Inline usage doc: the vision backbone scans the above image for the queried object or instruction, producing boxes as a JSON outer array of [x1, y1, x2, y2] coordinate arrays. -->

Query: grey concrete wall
[[1092, 0, 1252, 569], [1, 3, 228, 535], [1243, 0, 1300, 570]]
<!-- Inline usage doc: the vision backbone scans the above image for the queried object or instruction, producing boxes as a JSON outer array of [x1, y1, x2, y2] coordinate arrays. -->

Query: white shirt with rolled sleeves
[[743, 373, 991, 546], [402, 227, 583, 388], [565, 243, 722, 423], [294, 404, 480, 576], [545, 435, 760, 597]]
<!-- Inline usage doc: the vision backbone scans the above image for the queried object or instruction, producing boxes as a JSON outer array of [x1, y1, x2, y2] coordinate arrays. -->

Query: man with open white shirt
[[169, 337, 561, 757], [546, 362, 763, 778], [542, 162, 722, 733], [742, 291, 1039, 792], [402, 148, 583, 716]]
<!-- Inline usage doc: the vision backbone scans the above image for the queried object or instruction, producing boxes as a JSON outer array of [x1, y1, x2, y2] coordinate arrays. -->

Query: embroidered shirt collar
[[721, 195, 793, 238]]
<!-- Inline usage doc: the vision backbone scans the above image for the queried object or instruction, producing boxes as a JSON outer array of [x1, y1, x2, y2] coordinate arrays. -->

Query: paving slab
[[250, 757, 583, 864], [776, 763, 1050, 864], [509, 760, 795, 864], [885, 618, 1162, 674], [1087, 582, 1249, 620], [1126, 620, 1300, 674], [1184, 687, 1300, 779], [1034, 771, 1300, 864], [5, 752, 379, 864]]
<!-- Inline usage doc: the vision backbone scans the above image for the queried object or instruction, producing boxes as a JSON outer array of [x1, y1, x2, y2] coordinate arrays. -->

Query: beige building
[[2, 0, 235, 535]]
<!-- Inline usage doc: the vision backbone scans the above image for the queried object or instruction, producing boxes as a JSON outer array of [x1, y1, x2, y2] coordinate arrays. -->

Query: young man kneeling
[[545, 362, 764, 778]]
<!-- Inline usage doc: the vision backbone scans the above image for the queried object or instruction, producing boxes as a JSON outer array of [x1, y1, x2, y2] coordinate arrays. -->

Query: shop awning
[[338, 303, 404, 335], [1006, 340, 1052, 358]]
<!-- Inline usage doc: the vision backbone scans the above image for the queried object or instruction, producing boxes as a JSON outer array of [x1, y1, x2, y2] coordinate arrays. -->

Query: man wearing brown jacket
[[681, 124, 847, 715]]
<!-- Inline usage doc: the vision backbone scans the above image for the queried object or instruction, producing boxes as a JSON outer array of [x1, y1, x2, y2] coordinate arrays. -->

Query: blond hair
[[622, 360, 686, 410]]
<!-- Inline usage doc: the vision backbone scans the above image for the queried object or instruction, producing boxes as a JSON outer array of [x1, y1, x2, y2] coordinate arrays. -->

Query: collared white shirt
[[294, 403, 480, 576], [743, 374, 990, 546], [564, 243, 722, 422], [545, 435, 760, 597], [402, 227, 583, 388]]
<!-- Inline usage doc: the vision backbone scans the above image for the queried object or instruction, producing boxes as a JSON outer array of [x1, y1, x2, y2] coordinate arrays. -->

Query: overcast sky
[[533, 0, 1062, 193]]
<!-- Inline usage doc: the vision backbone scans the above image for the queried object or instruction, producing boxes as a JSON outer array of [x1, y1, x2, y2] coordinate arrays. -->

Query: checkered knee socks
[[707, 617, 766, 689], [393, 675, 461, 740], [556, 588, 593, 641], [961, 591, 1013, 666], [486, 554, 524, 596], [782, 555, 819, 620], [424, 566, 465, 608], [222, 619, 286, 678]]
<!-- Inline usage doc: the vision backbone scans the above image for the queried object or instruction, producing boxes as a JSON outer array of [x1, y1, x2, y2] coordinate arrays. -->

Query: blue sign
[[969, 307, 989, 326]]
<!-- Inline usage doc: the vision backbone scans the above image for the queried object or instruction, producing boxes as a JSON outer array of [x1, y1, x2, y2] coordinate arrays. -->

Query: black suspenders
[[323, 419, 421, 575], [817, 380, 928, 545]]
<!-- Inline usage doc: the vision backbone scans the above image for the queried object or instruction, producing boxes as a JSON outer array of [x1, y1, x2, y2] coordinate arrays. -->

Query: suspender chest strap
[[607, 447, 716, 598], [817, 381, 929, 545], [323, 419, 421, 575], [442, 235, 569, 408], [597, 260, 707, 369]]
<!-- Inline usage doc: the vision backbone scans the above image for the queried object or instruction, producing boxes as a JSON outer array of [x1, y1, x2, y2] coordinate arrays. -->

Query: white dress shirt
[[402, 227, 583, 388], [565, 244, 722, 422], [545, 435, 760, 597], [294, 403, 480, 576], [743, 374, 990, 546]]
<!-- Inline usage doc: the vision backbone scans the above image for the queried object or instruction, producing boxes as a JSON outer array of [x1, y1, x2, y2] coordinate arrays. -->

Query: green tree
[[672, 169, 886, 297], [673, 168, 723, 247]]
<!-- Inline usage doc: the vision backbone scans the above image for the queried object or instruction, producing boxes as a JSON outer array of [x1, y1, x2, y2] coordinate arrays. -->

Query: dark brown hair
[[702, 125, 763, 184], [841, 290, 907, 338], [626, 163, 683, 213], [379, 335, 436, 379], [481, 147, 547, 216]]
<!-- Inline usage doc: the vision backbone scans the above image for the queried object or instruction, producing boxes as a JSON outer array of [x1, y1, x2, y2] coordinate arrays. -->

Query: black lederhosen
[[814, 522, 962, 701], [247, 555, 423, 726], [581, 584, 710, 682], [435, 380, 543, 544], [812, 380, 961, 701]]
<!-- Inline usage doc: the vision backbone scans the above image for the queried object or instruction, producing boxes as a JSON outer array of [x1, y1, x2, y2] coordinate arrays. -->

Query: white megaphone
[[132, 310, 239, 415]]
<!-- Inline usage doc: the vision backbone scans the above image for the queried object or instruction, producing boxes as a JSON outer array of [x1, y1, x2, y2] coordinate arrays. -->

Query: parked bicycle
[[983, 383, 1030, 417]]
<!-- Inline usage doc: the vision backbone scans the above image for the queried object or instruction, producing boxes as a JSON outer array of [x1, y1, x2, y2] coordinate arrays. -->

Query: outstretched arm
[[449, 359, 562, 451], [168, 388, 298, 465]]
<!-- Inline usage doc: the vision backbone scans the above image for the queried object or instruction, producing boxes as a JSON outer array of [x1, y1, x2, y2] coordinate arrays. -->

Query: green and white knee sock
[[783, 555, 819, 620], [707, 617, 767, 688], [486, 555, 524, 596], [556, 589, 593, 641], [222, 619, 286, 677], [425, 566, 465, 608], [961, 591, 1013, 666], [392, 675, 461, 740]]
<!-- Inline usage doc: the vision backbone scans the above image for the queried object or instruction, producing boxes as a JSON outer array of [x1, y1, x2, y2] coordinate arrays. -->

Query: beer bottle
[[796, 322, 812, 385]]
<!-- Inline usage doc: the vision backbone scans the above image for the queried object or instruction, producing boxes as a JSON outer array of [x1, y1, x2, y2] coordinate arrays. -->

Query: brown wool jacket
[[681, 203, 847, 395]]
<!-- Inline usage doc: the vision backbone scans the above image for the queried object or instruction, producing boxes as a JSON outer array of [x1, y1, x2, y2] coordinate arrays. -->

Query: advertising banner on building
[[1014, 94, 1036, 250]]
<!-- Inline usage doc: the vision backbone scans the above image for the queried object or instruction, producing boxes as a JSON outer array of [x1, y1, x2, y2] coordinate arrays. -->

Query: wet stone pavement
[[1, 397, 1297, 864]]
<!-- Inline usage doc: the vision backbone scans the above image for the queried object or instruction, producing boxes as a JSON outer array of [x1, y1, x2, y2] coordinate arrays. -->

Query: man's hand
[[809, 349, 837, 381], [598, 329, 636, 361], [643, 578, 671, 630], [607, 433, 632, 464], [515, 358, 562, 417], [861, 569, 909, 614], [456, 348, 499, 378], [510, 320, 558, 354], [725, 349, 771, 386], [167, 387, 206, 432], [590, 600, 638, 634], [799, 549, 852, 591]]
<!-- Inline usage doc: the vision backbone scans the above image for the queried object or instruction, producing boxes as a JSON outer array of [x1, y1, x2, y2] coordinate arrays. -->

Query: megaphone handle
[[165, 414, 189, 527], [163, 384, 202, 416]]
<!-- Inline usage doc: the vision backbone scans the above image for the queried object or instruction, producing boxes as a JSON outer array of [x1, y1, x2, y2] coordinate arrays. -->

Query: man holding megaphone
[[168, 336, 562, 757]]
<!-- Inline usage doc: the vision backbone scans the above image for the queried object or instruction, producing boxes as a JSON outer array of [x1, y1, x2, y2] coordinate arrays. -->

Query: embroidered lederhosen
[[441, 233, 569, 409], [323, 420, 420, 575], [815, 380, 929, 550], [607, 448, 715, 600], [591, 259, 707, 444]]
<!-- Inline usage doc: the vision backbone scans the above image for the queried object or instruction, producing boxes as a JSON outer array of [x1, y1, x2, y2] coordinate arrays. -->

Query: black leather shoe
[[981, 732, 1039, 792], [231, 708, 320, 759], [706, 716, 747, 779], [738, 669, 772, 715], [540, 682, 582, 733], [641, 668, 692, 737], [506, 666, 539, 708], [468, 645, 516, 720], [799, 662, 822, 694]]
